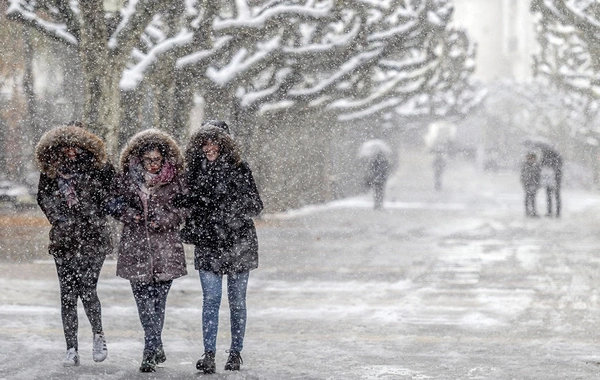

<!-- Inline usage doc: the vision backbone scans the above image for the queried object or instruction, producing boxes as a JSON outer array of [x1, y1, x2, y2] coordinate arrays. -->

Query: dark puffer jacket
[[113, 129, 187, 282], [35, 125, 115, 258], [181, 126, 263, 274], [365, 152, 390, 187]]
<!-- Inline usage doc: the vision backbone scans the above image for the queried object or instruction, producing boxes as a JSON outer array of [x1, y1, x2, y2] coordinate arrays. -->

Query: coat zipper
[[138, 189, 154, 278]]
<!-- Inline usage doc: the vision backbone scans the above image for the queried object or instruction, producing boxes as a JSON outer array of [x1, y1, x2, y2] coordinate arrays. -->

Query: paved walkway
[[2, 149, 600, 379]]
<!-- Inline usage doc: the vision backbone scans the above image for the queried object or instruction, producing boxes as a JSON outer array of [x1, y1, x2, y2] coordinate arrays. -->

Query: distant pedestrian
[[111, 129, 187, 373], [433, 152, 446, 191], [35, 123, 114, 366], [520, 152, 541, 218], [540, 166, 557, 217], [365, 151, 390, 209], [179, 123, 263, 374], [539, 148, 562, 217]]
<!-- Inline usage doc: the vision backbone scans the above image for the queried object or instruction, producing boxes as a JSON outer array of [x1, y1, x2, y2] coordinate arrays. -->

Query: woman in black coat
[[36, 123, 114, 366], [180, 123, 263, 374]]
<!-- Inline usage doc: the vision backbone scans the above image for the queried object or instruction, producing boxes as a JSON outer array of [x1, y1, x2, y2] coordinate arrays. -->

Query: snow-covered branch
[[207, 0, 476, 123], [213, 2, 333, 32], [108, 0, 165, 55], [176, 36, 232, 69], [6, 0, 78, 45], [206, 36, 282, 87], [289, 48, 383, 99], [121, 29, 194, 91], [7, 0, 480, 143], [533, 0, 600, 103]]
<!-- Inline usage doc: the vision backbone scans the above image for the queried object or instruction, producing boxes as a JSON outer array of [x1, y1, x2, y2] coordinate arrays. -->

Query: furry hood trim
[[185, 126, 241, 168], [35, 125, 107, 178], [120, 129, 184, 173]]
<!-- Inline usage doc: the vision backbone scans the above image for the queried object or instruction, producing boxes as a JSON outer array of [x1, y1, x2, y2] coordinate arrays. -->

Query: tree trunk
[[120, 88, 143, 147], [79, 1, 121, 159], [151, 57, 172, 134], [172, 70, 195, 142], [21, 26, 37, 176]]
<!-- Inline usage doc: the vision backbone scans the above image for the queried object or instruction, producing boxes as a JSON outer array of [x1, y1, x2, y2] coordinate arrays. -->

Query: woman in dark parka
[[180, 124, 263, 374], [112, 129, 187, 372], [36, 123, 114, 366]]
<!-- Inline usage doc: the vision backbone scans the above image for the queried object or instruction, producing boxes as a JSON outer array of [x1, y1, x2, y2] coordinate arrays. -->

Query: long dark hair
[[185, 126, 242, 173]]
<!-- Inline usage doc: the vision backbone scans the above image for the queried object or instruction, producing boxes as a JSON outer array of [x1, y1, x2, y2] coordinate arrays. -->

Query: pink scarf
[[147, 161, 176, 186]]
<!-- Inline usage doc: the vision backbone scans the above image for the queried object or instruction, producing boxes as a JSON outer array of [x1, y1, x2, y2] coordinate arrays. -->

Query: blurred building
[[453, 0, 536, 82]]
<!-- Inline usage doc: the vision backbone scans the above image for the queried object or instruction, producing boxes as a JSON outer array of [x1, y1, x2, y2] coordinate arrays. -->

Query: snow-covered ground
[[3, 148, 600, 379]]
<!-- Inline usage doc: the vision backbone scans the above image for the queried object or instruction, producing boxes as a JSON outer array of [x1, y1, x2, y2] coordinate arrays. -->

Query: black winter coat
[[37, 162, 115, 258], [36, 125, 115, 258], [182, 159, 263, 274]]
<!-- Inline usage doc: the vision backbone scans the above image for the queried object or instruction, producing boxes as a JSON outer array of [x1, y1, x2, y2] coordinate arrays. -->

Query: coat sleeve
[[97, 163, 117, 218], [148, 182, 186, 232], [37, 173, 65, 225], [228, 163, 263, 218], [107, 174, 143, 225], [174, 169, 212, 209]]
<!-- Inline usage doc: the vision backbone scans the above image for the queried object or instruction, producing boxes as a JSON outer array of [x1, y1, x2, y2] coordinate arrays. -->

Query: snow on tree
[[7, 0, 480, 157], [186, 0, 483, 124], [531, 0, 600, 140], [7, 0, 170, 156]]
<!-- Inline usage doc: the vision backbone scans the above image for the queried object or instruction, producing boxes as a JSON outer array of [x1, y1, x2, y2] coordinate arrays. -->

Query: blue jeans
[[199, 270, 249, 353], [131, 280, 172, 352]]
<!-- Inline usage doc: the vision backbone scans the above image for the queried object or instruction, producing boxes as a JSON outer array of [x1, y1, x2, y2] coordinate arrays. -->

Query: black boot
[[224, 350, 243, 371], [139, 350, 156, 373], [154, 345, 166, 364], [196, 351, 216, 374]]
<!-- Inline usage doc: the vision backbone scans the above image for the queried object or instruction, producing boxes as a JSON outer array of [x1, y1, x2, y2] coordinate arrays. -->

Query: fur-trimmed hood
[[185, 126, 241, 170], [120, 129, 184, 174], [35, 125, 108, 178]]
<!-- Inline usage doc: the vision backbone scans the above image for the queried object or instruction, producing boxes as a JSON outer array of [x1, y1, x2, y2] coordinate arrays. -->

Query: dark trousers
[[131, 280, 172, 352], [525, 190, 537, 216], [54, 255, 105, 351], [546, 186, 561, 216], [434, 169, 443, 191]]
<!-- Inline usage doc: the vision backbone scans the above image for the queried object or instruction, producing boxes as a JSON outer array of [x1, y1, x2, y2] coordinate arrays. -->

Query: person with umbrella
[[523, 139, 562, 217], [359, 140, 392, 210]]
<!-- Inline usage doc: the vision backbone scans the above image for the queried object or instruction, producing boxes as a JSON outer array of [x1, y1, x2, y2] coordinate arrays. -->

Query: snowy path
[[3, 152, 600, 379]]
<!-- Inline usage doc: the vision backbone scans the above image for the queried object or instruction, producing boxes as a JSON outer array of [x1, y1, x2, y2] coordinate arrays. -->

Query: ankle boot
[[139, 350, 156, 373], [196, 351, 216, 374], [224, 350, 243, 371]]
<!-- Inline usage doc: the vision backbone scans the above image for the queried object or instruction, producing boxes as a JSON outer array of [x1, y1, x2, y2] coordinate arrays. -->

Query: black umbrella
[[522, 138, 562, 171], [522, 137, 555, 151]]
